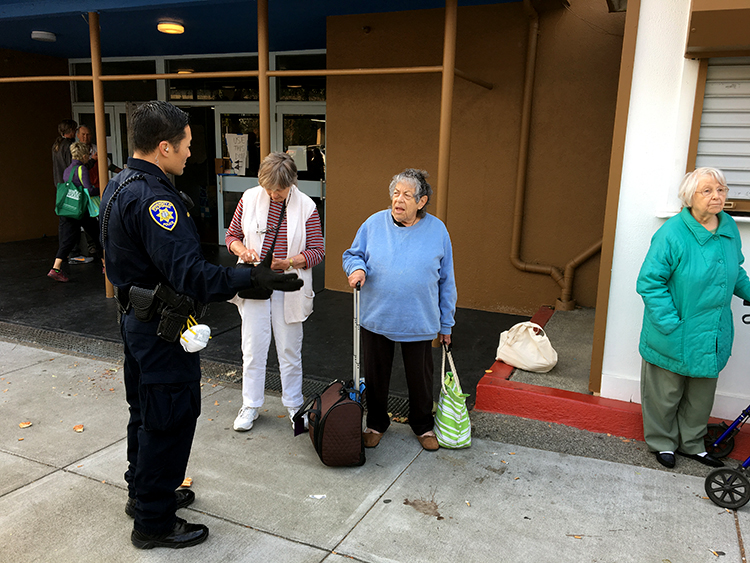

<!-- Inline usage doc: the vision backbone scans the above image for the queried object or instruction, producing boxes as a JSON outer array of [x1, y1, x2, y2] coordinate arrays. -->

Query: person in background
[[52, 119, 77, 186], [343, 168, 457, 451], [637, 167, 750, 469], [226, 152, 324, 432], [51, 119, 90, 265], [47, 142, 102, 282], [101, 101, 302, 549], [77, 124, 122, 191]]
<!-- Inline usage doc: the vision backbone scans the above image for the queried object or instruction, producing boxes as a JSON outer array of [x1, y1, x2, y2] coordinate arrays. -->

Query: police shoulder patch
[[149, 200, 178, 231]]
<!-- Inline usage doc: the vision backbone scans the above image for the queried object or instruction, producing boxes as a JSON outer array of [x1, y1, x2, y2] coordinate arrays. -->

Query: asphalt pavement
[[2, 339, 748, 563]]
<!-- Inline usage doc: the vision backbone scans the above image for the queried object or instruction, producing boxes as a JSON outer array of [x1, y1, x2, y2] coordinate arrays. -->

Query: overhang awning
[[686, 0, 750, 58]]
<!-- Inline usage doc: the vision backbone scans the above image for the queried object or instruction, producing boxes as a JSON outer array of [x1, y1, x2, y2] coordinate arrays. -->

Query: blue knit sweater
[[342, 210, 457, 342]]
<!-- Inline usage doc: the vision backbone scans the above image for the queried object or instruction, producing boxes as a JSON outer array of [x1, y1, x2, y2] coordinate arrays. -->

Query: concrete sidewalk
[[1, 339, 746, 563]]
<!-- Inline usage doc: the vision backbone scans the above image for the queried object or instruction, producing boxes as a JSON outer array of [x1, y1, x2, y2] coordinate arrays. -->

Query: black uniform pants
[[121, 311, 201, 535], [361, 327, 434, 436]]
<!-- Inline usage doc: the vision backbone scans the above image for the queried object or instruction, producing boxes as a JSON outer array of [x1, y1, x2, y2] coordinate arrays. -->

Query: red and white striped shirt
[[225, 198, 324, 270]]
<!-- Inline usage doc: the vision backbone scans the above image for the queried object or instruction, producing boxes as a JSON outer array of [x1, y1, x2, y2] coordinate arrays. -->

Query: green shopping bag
[[80, 165, 101, 217], [54, 166, 86, 220], [434, 345, 471, 449]]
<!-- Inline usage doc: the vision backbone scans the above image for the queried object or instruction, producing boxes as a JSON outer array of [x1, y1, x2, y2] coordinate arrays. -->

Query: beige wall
[[325, 2, 625, 314], [0, 49, 71, 243]]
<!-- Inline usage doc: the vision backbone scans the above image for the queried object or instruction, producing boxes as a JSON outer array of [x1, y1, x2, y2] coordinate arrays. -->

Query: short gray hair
[[258, 152, 297, 191], [388, 168, 432, 218], [678, 167, 727, 208]]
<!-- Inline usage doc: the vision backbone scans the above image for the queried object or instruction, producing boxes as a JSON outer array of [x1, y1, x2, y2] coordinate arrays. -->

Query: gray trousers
[[640, 360, 718, 454]]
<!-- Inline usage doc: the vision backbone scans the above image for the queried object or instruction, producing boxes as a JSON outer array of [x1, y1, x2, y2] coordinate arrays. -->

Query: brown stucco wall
[[325, 2, 625, 314], [0, 49, 71, 243]]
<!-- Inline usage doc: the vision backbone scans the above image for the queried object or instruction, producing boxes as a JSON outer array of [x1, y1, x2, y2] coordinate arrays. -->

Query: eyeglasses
[[698, 186, 729, 198]]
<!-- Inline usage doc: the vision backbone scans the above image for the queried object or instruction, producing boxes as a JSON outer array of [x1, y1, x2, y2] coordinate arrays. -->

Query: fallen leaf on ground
[[181, 477, 193, 488], [277, 415, 286, 418], [19, 421, 32, 428], [214, 401, 219, 406], [73, 424, 84, 433]]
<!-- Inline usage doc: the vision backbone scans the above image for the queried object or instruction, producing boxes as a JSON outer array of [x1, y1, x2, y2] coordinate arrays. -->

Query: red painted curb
[[475, 306, 750, 462]]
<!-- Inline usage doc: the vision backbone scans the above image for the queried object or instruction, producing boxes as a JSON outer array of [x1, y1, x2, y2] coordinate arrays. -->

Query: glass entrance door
[[216, 111, 261, 243], [276, 111, 326, 198], [74, 106, 122, 176]]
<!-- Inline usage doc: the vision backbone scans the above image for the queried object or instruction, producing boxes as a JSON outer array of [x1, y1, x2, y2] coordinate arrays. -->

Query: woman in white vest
[[225, 152, 324, 431]]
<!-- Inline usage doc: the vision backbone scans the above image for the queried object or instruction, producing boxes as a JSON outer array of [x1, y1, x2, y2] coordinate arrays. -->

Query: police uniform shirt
[[101, 157, 254, 303]]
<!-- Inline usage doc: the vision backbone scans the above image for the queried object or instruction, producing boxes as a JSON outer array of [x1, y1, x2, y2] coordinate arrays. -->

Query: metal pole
[[89, 11, 114, 298], [436, 0, 457, 224], [258, 0, 270, 159]]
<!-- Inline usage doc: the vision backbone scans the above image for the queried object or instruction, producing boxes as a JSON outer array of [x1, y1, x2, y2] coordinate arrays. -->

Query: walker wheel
[[705, 467, 750, 510], [704, 423, 734, 458]]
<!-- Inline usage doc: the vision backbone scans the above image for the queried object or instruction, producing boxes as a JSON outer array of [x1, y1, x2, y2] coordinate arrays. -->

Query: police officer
[[100, 101, 302, 549]]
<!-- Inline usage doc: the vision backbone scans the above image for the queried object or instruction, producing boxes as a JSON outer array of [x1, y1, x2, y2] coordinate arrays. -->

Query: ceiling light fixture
[[177, 69, 194, 74], [31, 30, 56, 42], [157, 21, 184, 34]]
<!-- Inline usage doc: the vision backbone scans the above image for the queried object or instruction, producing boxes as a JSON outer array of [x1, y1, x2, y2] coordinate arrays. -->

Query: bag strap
[[263, 200, 287, 258], [441, 344, 462, 394], [65, 166, 78, 184]]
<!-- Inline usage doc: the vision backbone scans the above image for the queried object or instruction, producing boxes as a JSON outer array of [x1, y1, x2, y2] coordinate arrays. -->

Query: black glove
[[251, 251, 304, 292]]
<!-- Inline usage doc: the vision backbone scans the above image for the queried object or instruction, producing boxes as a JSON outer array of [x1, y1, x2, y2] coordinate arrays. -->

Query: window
[[695, 57, 750, 206], [166, 56, 259, 101], [276, 53, 326, 102], [73, 60, 157, 102]]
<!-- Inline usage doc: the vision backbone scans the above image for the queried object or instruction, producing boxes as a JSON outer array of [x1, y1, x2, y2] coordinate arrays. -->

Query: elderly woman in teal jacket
[[637, 167, 750, 469]]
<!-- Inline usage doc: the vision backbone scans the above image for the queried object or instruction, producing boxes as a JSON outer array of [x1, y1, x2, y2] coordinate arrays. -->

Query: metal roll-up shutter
[[697, 57, 750, 204]]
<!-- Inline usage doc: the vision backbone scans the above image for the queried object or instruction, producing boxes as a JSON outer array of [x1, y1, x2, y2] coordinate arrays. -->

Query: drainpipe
[[510, 0, 601, 312]]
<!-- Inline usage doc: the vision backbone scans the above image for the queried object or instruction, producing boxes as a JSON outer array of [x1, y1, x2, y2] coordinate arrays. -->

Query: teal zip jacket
[[637, 208, 750, 377]]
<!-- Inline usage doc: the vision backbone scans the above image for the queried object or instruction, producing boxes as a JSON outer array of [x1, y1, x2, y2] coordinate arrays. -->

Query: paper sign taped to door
[[225, 133, 248, 176], [286, 145, 308, 171]]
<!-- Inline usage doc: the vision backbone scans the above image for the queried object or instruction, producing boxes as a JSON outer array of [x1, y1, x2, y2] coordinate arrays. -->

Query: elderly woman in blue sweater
[[343, 168, 457, 451], [637, 167, 750, 469]]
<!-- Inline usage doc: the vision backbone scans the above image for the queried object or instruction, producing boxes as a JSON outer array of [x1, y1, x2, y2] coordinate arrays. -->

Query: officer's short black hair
[[131, 101, 190, 154]]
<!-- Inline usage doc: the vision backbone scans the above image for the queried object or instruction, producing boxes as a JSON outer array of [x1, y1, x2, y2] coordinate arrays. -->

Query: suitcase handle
[[353, 282, 361, 390]]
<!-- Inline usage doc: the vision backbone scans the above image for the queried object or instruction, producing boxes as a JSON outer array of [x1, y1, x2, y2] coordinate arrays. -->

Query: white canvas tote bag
[[495, 321, 558, 373]]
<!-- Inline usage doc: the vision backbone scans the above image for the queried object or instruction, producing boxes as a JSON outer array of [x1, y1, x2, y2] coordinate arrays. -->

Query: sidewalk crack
[[734, 509, 747, 563]]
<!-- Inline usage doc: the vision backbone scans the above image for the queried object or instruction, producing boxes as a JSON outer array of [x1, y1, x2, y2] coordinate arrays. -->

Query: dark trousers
[[361, 327, 434, 436], [121, 311, 201, 535], [56, 215, 102, 261]]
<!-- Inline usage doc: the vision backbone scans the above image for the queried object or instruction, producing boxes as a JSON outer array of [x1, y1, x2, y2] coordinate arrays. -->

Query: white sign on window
[[226, 133, 248, 176], [287, 145, 308, 172]]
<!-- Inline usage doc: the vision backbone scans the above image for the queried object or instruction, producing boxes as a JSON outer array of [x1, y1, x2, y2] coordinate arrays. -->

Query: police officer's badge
[[149, 200, 178, 231]]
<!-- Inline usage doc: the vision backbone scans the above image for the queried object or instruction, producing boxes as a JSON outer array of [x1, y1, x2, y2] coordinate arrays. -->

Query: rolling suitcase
[[293, 283, 366, 466]]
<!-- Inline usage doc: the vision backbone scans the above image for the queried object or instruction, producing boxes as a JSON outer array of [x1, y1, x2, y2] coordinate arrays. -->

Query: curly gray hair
[[388, 168, 432, 218]]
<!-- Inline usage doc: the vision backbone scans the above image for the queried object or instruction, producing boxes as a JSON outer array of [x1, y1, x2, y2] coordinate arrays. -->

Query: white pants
[[238, 291, 304, 409]]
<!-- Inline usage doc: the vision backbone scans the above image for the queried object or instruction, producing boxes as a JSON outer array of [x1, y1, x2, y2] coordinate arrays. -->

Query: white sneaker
[[288, 406, 308, 430], [233, 406, 259, 432]]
